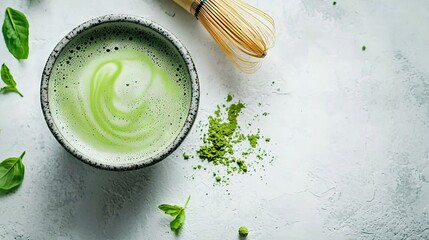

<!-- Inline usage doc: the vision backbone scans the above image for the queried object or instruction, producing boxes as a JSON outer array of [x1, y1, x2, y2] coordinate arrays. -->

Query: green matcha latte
[[48, 22, 192, 165]]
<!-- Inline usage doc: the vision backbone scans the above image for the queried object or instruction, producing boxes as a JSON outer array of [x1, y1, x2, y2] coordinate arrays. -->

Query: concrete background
[[1, 0, 429, 239]]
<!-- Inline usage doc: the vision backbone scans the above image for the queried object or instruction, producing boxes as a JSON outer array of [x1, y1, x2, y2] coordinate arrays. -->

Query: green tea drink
[[48, 23, 192, 164]]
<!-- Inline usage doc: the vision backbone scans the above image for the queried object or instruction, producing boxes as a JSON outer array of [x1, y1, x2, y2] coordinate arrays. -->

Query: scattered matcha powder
[[197, 101, 245, 167], [236, 159, 248, 172], [362, 45, 366, 51], [247, 134, 260, 148], [239, 226, 249, 237], [333, 1, 337, 5], [183, 153, 190, 160], [187, 95, 273, 183]]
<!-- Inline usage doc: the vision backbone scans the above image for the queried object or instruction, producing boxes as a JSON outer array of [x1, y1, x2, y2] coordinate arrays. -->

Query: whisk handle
[[172, 0, 193, 13]]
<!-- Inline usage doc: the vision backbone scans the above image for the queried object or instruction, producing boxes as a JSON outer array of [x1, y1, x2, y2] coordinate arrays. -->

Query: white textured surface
[[1, 0, 429, 239]]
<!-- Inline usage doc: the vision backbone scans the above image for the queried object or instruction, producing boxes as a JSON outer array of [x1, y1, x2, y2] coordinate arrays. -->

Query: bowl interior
[[41, 15, 199, 170]]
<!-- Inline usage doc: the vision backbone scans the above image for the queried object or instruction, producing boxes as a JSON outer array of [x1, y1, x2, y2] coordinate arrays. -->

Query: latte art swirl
[[81, 50, 181, 149]]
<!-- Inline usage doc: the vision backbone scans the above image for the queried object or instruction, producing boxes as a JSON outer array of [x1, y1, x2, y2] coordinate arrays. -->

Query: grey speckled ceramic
[[40, 14, 199, 171]]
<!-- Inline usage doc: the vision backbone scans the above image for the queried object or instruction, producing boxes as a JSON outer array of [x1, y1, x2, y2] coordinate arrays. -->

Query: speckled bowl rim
[[40, 14, 200, 171]]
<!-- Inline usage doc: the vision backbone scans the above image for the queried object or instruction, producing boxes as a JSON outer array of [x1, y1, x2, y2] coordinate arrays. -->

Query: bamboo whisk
[[173, 0, 275, 73]]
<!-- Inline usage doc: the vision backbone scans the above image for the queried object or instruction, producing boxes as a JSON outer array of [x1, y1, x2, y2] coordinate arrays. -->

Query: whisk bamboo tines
[[173, 0, 275, 73]]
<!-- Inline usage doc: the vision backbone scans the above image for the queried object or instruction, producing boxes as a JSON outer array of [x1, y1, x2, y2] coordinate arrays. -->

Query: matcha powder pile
[[185, 95, 273, 183]]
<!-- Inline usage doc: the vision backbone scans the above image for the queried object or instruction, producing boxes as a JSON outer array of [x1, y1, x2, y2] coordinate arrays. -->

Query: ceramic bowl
[[40, 15, 199, 170]]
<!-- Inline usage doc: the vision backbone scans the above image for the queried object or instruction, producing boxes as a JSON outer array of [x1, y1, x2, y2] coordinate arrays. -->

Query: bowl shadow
[[39, 147, 169, 239]]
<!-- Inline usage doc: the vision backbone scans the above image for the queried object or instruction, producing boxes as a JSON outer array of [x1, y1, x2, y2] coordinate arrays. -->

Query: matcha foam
[[48, 22, 192, 165]]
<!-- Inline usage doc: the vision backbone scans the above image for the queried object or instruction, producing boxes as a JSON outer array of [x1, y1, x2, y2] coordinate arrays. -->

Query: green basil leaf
[[0, 85, 17, 93], [159, 196, 190, 233], [2, 7, 29, 60], [158, 204, 183, 217], [0, 63, 23, 97], [0, 86, 22, 97], [1, 63, 16, 86], [169, 209, 185, 232], [0, 151, 25, 192]]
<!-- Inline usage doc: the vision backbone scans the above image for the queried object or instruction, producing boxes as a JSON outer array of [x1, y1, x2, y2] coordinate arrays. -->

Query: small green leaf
[[158, 204, 183, 217], [0, 63, 23, 97], [0, 151, 26, 192], [1, 63, 15, 86], [159, 195, 190, 233], [0, 86, 23, 97], [170, 209, 185, 232], [1, 85, 16, 92], [2, 7, 29, 60]]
